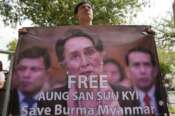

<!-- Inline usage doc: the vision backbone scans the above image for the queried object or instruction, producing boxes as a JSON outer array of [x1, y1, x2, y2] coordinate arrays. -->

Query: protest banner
[[8, 26, 169, 116]]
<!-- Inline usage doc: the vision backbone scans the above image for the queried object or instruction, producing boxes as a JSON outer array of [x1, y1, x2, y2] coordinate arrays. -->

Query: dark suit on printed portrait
[[112, 84, 169, 116], [154, 79, 169, 116], [112, 85, 141, 116]]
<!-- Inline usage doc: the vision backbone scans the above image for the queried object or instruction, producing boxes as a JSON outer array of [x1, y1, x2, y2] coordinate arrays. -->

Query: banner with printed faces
[[8, 26, 169, 116]]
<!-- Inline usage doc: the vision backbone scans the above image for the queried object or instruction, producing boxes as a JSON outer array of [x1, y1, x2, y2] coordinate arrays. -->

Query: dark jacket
[[112, 85, 169, 116]]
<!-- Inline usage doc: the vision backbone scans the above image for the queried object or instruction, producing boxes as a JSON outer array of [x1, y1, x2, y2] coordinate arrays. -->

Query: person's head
[[74, 1, 93, 25], [125, 47, 157, 92], [15, 46, 50, 96], [55, 28, 104, 76], [104, 58, 125, 86]]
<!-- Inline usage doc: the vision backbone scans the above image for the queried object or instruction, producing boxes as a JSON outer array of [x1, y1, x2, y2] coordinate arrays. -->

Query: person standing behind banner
[[8, 46, 51, 116], [125, 47, 169, 116], [74, 1, 93, 26], [0, 61, 6, 114], [55, 28, 122, 116], [0, 61, 5, 89]]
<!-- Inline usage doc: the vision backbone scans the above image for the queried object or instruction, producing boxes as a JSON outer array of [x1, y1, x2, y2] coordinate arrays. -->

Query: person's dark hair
[[55, 28, 103, 63], [16, 46, 51, 69], [104, 58, 125, 81], [125, 47, 156, 66], [0, 61, 2, 71], [74, 1, 92, 15]]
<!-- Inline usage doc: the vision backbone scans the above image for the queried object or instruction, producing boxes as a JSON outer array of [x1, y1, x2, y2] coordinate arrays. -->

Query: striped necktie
[[144, 93, 155, 116]]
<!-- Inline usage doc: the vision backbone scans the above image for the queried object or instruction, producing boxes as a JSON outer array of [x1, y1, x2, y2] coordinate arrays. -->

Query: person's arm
[[0, 72, 5, 89], [0, 81, 5, 89]]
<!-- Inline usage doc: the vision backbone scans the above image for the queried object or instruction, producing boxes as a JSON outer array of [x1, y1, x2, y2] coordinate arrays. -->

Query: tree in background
[[173, 0, 175, 24], [158, 49, 175, 90], [0, 0, 146, 27], [6, 39, 17, 60], [155, 18, 175, 51], [154, 14, 175, 90]]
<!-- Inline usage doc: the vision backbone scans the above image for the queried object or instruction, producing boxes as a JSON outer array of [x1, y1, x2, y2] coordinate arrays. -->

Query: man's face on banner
[[128, 52, 156, 91], [104, 63, 121, 86], [16, 57, 46, 95], [64, 37, 103, 76]]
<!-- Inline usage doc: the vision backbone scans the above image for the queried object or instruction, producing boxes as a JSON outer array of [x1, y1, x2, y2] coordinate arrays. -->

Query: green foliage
[[154, 18, 175, 50], [159, 63, 171, 76], [158, 49, 175, 73], [0, 0, 145, 27], [153, 15, 175, 90], [169, 105, 175, 113], [157, 49, 175, 90], [7, 39, 17, 52], [6, 39, 17, 60]]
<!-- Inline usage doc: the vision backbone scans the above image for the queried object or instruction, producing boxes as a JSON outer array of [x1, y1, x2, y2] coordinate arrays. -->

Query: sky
[[0, 0, 174, 70]]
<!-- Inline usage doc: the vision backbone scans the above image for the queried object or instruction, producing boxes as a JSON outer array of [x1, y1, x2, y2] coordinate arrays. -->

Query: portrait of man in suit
[[125, 47, 169, 116], [9, 46, 51, 115]]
